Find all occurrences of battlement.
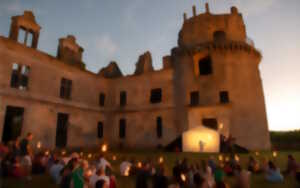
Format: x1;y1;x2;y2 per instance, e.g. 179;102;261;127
179;3;246;48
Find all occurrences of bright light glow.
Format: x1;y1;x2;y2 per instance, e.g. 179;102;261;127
255;151;260;156
45;150;50;156
182;126;220;153
37;141;42;149
101;144;108;152
180;174;186;182
124;166;130;176
61;150;66;156
159;156;164;163
235;154;240;162
88;153;92;159
219;155;223;161
86;170;92;177
112;155;117;161
273;151;278;158
219;123;224;130
137;162;142;168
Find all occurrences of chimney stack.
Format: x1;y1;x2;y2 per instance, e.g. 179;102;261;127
205;3;210;13
192;5;196;16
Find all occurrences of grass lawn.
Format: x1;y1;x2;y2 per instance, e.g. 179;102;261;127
1;150;300;188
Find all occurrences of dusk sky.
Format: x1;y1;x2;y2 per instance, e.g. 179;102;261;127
0;0;299;131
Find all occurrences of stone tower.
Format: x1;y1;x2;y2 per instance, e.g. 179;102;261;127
172;4;270;150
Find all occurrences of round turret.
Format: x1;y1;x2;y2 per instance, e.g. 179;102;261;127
178;5;246;48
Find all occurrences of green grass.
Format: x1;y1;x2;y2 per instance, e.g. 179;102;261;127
2;150;300;188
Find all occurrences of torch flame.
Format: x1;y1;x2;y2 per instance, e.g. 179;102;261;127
101;144;108;152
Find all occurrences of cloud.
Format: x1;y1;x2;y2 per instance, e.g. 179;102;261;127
94;34;118;58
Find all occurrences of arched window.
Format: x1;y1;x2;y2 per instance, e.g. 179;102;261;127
213;31;226;42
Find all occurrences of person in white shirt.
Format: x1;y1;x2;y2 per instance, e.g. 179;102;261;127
120;159;132;176
89;166;110;188
97;154;112;173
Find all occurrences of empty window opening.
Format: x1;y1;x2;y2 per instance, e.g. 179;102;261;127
99;93;105;107
97;122;103;138
190;91;199;106
119;119;126;138
18;28;34;47
1;106;24;143
18;28;26;44
198;56;212;75
202;118;218;130
150;88;162;103
156;117;163;138
10;63;30;90
120;91;127;106
213;31;226;42
60;78;72;100
56;113;69;148
220;91;229;104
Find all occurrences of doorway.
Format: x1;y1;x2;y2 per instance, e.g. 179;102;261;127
2;106;24;143
56;113;69;148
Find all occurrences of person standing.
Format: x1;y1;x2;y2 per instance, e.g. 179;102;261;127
20;132;34;180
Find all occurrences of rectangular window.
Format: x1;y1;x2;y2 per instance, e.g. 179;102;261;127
120;91;127;106
99;93;105;107
202;118;218;130
119;119;126;138
199;56;212;75
219;91;229;104
10;63;30;90
156;117;163;138
97;122;103;138
56;113;69;148
150;88;162;103
60;78;72;99
190;91;199;106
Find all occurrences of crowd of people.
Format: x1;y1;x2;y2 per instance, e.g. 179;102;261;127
0;132;300;188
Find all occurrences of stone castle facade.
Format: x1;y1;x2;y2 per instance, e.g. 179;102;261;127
0;4;270;150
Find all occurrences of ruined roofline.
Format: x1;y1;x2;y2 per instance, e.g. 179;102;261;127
4;11;173;79
183;3;240;22
0;36;100;78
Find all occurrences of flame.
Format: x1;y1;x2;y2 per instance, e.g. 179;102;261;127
37;141;42;149
124;166;130;176
180;173;186;182
137;162;142;168
219;123;224;130
45;150;50;156
255;151;260;156
234;154;240;162
218;155;223;161
101;144;108;152
272;151;278;158
86;169;92;177
112;155;117;161
88;153;92;159
159;156;164;163
61;150;66;156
